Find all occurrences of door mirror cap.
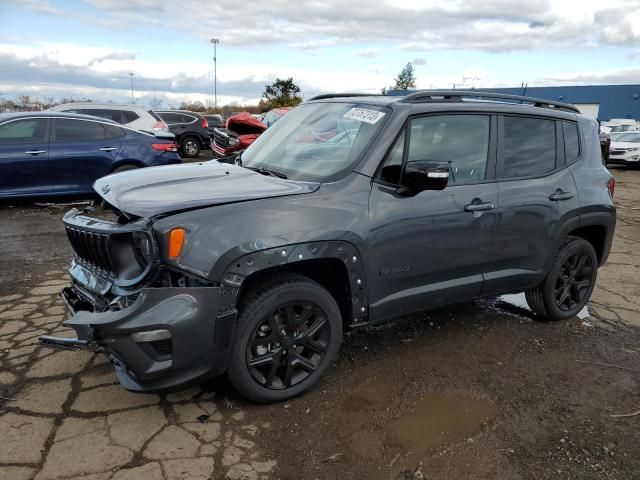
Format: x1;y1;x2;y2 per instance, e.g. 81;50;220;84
400;160;449;194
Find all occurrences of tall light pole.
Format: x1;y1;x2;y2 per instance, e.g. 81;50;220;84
210;38;219;112
129;72;135;103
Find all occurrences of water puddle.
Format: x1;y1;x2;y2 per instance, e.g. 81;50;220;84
388;393;496;455
499;293;590;320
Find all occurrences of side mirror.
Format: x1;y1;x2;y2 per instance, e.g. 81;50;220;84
399;160;449;195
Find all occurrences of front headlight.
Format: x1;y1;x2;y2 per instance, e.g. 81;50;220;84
228;137;240;146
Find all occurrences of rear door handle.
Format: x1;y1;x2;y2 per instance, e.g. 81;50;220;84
99;147;118;152
24;150;46;155
549;191;574;201
464;202;495;212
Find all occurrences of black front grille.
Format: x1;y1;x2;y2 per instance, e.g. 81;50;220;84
65;227;118;275
213;128;236;147
610;149;627;156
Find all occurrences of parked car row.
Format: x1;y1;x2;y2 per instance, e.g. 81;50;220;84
0;112;180;198
212;107;290;157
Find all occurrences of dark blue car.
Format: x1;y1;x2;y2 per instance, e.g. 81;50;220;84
0;112;182;198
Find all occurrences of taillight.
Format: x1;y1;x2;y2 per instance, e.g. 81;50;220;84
152;121;168;131
152;143;178;152
201;118;208;129
607;177;615;198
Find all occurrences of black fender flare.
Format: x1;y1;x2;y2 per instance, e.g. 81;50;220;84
216;241;369;327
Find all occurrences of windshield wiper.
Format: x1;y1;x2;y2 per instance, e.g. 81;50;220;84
245;166;288;179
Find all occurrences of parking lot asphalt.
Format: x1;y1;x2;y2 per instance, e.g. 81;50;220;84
1;163;639;480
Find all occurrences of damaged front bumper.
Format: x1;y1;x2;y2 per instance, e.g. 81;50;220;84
39;280;236;392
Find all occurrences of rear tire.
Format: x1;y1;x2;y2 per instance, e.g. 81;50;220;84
227;274;342;403
112;164;139;173
525;236;598;321
181;137;201;158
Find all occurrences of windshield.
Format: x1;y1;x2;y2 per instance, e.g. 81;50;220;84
615;132;640;143
240;102;390;182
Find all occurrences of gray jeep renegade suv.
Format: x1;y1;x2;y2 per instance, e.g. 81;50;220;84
41;91;616;403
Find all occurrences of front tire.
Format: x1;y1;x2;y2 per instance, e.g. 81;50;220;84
526;236;598;321
228;274;342;403
181;137;201;158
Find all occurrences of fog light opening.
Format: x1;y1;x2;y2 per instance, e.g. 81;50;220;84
131;329;171;343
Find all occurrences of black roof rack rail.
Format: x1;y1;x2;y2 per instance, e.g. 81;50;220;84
307;93;382;101
399;90;580;114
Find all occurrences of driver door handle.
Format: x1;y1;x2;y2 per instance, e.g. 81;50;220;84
464;202;495;212
549;190;574;201
99;147;118;152
24;150;46;155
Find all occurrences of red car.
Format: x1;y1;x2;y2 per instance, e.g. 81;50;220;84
212;108;290;156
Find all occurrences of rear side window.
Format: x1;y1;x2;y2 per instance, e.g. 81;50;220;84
181;114;197;124
54;119;105;143
0;119;47;144
502;116;556;178
104;123;125;139
122;110;139;124
75;109;120;123
563;122;580;162
158;112;183;124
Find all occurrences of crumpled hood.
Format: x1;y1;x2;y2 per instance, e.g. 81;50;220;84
94;161;320;218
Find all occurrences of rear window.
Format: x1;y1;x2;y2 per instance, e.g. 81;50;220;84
501;116;556;178
563;122;580;163
148;110;163;121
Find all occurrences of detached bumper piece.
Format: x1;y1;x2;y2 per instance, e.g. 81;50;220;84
39;285;235;393
38;335;91;351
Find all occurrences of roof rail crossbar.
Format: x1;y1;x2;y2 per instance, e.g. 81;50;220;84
307;93;383;101
399;90;580;113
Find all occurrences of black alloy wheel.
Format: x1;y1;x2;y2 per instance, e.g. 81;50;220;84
526;236;598;321
246;300;331;389
554;251;594;312
228;274;342;403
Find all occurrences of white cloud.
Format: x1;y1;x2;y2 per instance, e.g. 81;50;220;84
16;0;640;51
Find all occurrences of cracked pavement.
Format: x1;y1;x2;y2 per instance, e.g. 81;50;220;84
0;278;276;480
1;166;639;480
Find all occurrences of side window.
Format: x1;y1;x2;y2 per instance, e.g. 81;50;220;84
502;116;556;178
563;121;580;163
122;111;139;124
408;115;490;184
159;112;182;124
181;114;196;124
104;124;125;139
54;119;105;143
379;129;406;184
0;119;47;144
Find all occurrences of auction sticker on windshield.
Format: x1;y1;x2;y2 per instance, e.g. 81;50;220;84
343;108;386;124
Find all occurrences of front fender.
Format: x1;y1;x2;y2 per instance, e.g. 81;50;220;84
213;239;369;325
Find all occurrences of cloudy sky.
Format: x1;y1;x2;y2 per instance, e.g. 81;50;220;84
1;0;640;108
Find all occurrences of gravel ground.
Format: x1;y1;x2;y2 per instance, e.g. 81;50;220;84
0;163;639;480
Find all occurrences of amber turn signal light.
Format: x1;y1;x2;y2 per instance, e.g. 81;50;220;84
168;228;186;259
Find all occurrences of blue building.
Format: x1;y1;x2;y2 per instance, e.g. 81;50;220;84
389;84;640;121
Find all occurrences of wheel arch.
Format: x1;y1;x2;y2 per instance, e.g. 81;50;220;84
110;159;145;172
217;241;369;328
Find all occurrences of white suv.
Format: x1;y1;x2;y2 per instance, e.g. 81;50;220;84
607;131;640;167
47;103;168;133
